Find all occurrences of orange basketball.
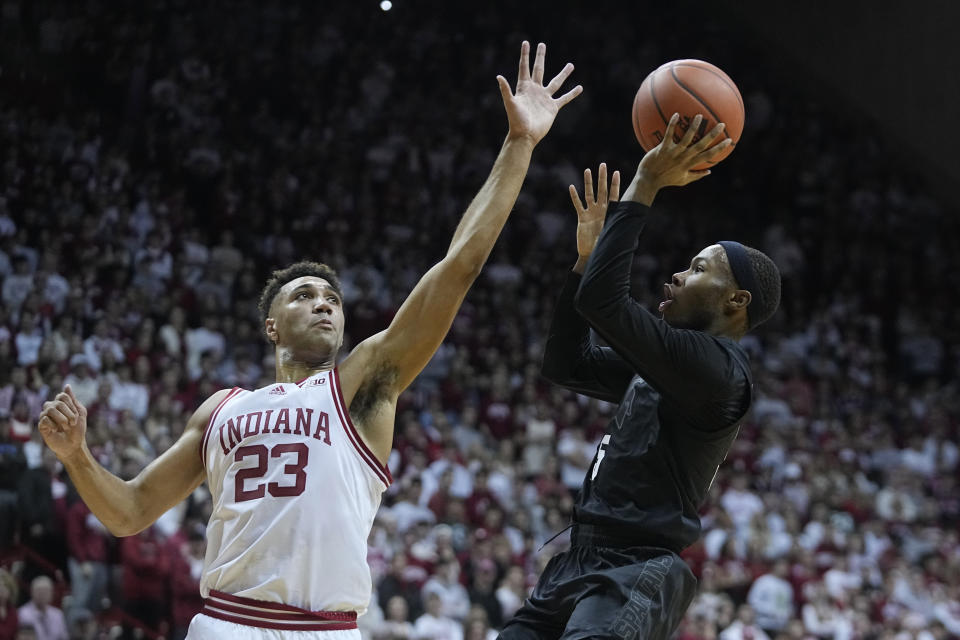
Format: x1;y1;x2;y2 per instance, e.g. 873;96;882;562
632;59;744;170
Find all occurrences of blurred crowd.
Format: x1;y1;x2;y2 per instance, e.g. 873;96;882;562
0;1;958;640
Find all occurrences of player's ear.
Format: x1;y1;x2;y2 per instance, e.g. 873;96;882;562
727;289;751;311
265;318;279;344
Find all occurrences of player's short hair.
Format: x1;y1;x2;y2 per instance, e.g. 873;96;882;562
717;242;781;330
741;246;781;330
258;261;343;329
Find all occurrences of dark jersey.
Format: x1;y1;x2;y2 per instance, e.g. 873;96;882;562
542;201;752;552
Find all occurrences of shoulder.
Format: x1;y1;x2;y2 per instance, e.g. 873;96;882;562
183;388;238;436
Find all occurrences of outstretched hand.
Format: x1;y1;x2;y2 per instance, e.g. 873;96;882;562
498;41;582;145
570;163;620;258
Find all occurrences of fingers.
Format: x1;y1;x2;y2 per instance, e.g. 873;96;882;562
48;393;80;423
678;114;702;148
597;163;608;204
518;41;530;83
532;42;546;84
662;113;680;147
63;384;83;415
691;121;726;154
610;170;621;202
545;62;574;94
555;85;582;108
496;75;513;103
583;168;595;204
682;170;712;185
38;415;59;437
39;402;76;429
568;184;585;217
703;138;734;159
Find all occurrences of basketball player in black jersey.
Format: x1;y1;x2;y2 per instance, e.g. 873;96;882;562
499;114;781;640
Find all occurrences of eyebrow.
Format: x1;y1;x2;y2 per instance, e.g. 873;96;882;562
691;256;708;267
289;283;340;300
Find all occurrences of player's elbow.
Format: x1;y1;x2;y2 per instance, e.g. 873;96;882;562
540;346;571;384
104;516;140;538
444;254;484;284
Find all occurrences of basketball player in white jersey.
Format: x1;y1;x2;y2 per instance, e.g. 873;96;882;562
36;42;581;639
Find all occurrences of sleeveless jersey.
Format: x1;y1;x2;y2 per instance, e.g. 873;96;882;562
198;368;391;613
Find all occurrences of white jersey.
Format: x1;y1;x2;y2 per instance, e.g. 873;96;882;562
199;368;391;614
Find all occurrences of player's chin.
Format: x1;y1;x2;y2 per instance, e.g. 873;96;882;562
297;334;339;359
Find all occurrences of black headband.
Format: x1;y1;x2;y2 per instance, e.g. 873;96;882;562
718;240;757;307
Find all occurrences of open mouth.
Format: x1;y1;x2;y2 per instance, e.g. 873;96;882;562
658;284;674;313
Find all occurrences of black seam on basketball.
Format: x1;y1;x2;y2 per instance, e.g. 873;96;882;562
649;70;669;128
669;64;731;142
674;62;744;113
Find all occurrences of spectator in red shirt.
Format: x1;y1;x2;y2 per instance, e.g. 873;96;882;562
427;468;455;521
64;498;109;624
168;528;205;640
465;468;501;528
120;525;170;634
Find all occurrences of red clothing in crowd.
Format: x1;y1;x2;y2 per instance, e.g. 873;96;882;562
465;488;501;527
66;501;109;563
0;604;17;640
168;546;204;629
121;528;171;602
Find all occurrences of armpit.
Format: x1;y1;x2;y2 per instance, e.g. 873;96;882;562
350;363;398;424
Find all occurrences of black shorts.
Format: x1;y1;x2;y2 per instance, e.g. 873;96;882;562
499;528;697;640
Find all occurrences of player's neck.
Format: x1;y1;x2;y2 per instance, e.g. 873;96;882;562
274;347;335;383
708;316;747;341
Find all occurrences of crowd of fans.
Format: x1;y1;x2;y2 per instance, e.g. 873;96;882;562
0;1;958;639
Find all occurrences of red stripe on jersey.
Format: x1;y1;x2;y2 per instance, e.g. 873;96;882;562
208;590;357;619
330;368;393;487
201;607;357;631
200;388;242;466
203;591;358;630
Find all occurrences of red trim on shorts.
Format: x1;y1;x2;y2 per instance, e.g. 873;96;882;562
200;388;242;465
329;368;393;487
202;591;358;631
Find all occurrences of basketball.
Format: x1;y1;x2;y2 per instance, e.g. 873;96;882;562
632;59;745;170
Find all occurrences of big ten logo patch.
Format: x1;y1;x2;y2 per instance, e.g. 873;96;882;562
611;555;674;639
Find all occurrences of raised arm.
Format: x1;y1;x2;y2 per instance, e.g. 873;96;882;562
38;385;230;536
342;41;580;396
542;164;634;403
337;43;580;458
574;116;739;414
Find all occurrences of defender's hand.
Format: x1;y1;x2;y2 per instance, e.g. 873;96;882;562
498;41;582;145
625;113;731;205
570;163;620;258
38;385;88;463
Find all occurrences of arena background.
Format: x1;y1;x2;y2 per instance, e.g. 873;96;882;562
0;1;958;639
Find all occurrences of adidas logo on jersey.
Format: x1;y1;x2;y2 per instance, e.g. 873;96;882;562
269;385;287;396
